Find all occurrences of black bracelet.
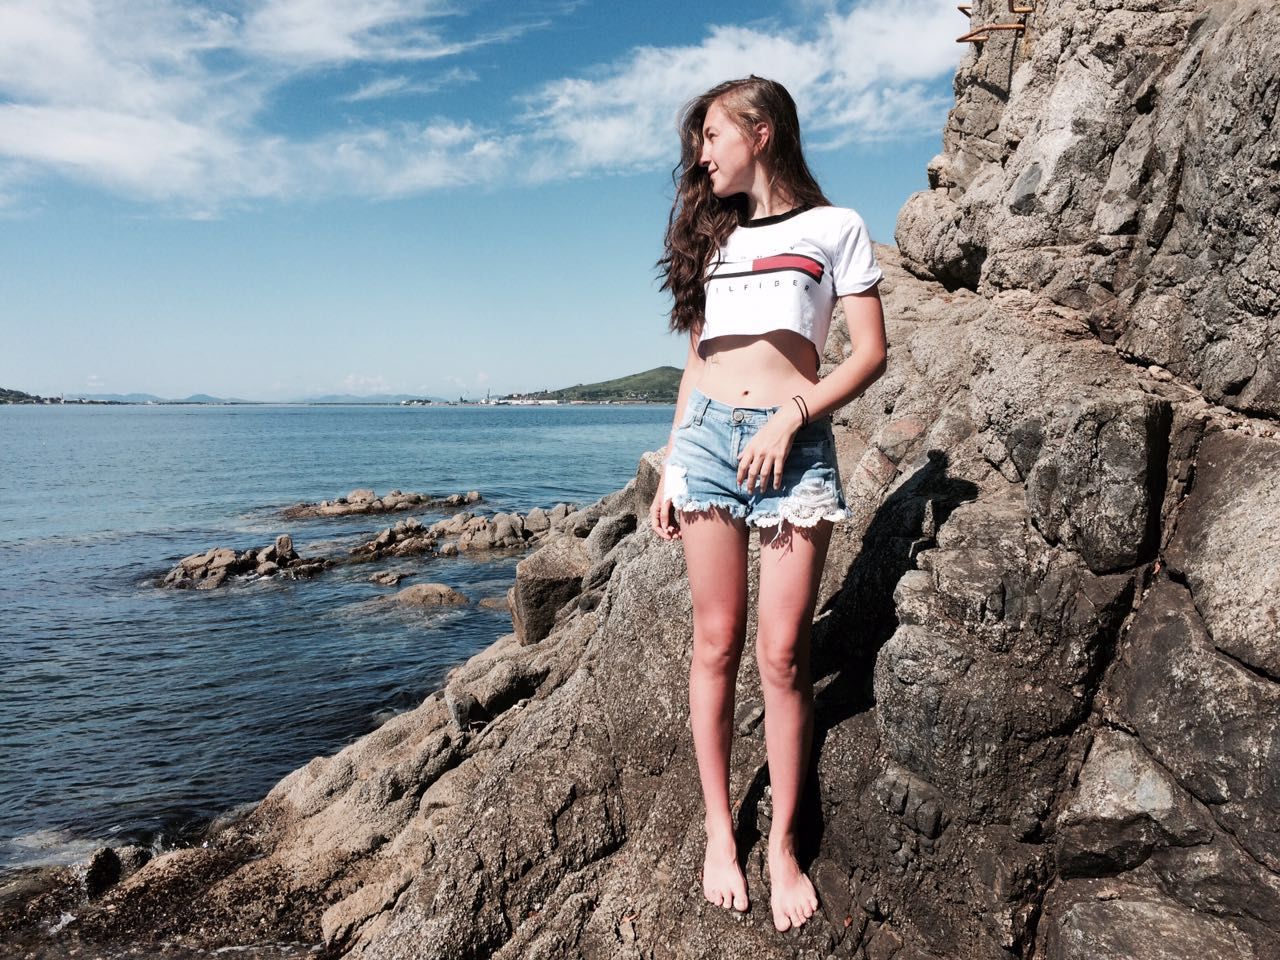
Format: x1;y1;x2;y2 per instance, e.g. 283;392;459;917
792;395;809;427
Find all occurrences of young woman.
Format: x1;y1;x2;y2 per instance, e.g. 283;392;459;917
649;76;888;932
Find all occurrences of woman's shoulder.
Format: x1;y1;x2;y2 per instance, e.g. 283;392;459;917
804;204;869;230
792;205;871;253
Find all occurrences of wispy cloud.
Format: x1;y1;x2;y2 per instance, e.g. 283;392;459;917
0;0;961;212
340;67;479;103
342;76;417;102
342;373;392;394
244;1;552;68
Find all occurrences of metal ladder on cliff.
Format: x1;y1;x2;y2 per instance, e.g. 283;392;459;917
956;1;1034;53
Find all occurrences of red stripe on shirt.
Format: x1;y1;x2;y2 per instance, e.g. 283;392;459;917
750;254;824;282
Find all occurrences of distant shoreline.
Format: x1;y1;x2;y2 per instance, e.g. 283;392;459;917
1;398;677;407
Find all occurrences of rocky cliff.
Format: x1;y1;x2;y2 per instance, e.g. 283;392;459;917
9;1;1279;957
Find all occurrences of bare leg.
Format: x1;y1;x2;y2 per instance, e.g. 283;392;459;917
680;506;751;912
756;518;833;931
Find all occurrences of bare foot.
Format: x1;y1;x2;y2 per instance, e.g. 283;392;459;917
702;826;749;912
766;843;819;931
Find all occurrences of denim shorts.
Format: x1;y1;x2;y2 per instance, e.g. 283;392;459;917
662;385;852;528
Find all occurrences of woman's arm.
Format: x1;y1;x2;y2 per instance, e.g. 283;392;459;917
663;330;704;462
651;330;702;539
772;286;887;432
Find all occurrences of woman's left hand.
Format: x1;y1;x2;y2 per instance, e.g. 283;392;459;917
736;409;802;492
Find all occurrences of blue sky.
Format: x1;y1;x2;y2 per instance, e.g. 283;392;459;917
0;0;965;401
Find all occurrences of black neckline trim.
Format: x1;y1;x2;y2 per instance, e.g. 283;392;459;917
741;204;814;228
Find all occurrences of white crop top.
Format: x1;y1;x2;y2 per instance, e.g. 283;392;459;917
698;204;883;362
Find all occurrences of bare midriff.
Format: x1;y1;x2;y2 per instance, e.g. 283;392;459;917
693;329;820;408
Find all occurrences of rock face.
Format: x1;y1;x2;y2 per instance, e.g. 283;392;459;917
895;0;1280;419
15;2;1280;958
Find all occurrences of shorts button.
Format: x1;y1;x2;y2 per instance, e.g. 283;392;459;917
732;410;744;422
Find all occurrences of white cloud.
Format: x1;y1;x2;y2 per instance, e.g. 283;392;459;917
0;103;287;203
516;2;960;178
0;0;962;211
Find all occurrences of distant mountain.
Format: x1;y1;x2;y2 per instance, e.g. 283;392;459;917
516;366;682;403
295;393;449;404
175;394;256;404
62;393;257;404
66;392;167;403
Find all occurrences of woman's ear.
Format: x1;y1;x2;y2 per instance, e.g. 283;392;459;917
752;121;771;154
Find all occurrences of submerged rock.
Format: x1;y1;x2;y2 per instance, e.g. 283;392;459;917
161;534;330;588
282;488;482;519
389;583;470;606
369;569;413;587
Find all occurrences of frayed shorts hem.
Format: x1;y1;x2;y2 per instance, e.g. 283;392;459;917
667;492;853;529
665;491;855;529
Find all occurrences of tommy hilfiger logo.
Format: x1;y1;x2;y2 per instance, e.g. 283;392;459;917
708;252;825;285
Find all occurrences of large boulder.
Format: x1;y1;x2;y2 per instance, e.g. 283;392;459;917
510;534;591;645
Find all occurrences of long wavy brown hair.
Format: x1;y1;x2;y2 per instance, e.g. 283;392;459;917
657;76;831;337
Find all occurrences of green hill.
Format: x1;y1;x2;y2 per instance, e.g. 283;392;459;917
2;386;47;404
518;366;683;403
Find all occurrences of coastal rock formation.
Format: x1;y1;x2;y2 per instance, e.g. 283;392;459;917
351;504;581;562
161;534;330;588
282;488;482;519
160;503;585;592
13;2;1280;958
349;517;439;561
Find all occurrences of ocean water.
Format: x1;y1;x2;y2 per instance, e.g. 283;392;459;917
0;402;670;872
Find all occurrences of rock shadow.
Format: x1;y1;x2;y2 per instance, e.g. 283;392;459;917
735;448;980;869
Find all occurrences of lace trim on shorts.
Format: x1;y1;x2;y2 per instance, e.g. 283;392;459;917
745;475;852;528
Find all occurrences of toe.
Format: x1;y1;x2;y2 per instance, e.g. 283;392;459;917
732;889;748;912
772;904;790;931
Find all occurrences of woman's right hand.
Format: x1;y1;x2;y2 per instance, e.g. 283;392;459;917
649;479;682;540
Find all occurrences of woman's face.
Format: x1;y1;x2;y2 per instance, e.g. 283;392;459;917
699;99;760;198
